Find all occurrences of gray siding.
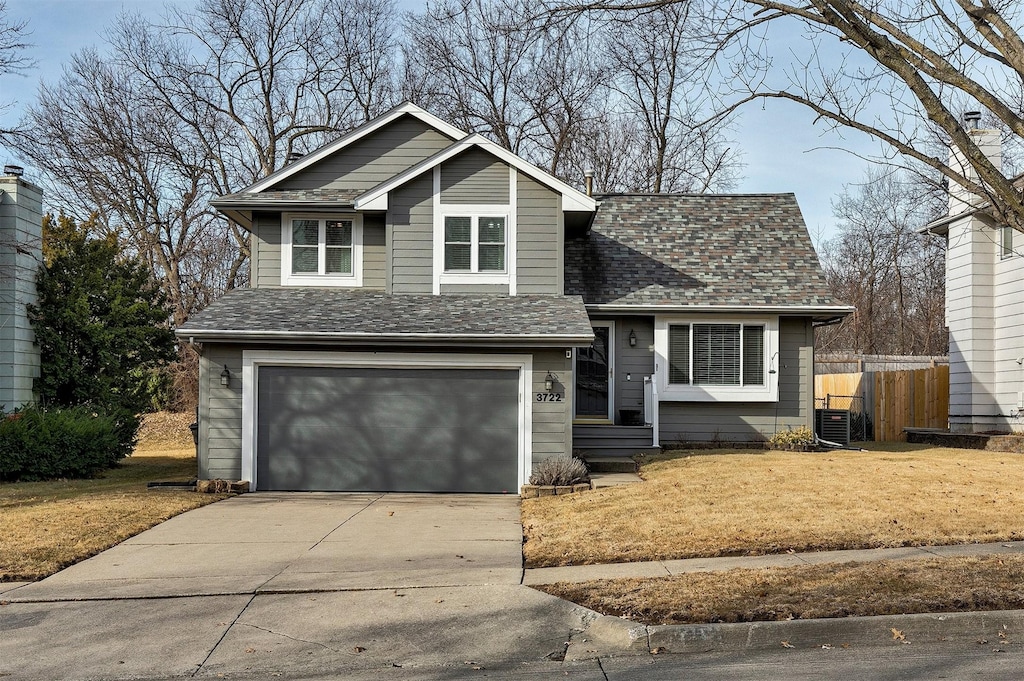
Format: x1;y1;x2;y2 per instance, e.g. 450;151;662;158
389;174;434;293
251;212;282;287
251;212;383;289
363;213;386;289
440;149;510;204
531;349;574;465
516;172;562;294
612;318;655;419
199;345;243;480
440;283;509;294
658;317;814;443
276;116;454;192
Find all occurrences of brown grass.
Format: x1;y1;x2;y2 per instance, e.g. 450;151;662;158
0;412;226;582
538;555;1024;625
523;445;1024;568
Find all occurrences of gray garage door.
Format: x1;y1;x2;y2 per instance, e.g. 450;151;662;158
256;366;520;492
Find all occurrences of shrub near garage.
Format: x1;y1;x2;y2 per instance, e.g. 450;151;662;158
0;406;139;482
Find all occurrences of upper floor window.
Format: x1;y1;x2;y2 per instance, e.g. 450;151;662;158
444;215;506;273
655;317;778;402
281;214;363;286
1001;225;1014;259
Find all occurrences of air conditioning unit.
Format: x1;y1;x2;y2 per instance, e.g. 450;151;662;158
815;409;851;447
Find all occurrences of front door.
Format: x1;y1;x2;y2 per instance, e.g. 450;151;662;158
575;322;614;420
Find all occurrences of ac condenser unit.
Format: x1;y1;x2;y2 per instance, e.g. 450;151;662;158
815;409;851;447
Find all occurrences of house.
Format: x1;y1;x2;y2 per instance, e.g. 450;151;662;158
924;126;1024;434
177;103;850;493
0;169;42;410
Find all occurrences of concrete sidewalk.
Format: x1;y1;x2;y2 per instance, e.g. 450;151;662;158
524;540;1024;585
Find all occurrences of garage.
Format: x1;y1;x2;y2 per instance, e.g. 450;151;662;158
254;365;521;492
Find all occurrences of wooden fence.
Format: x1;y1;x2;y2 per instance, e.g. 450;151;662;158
814;366;950;441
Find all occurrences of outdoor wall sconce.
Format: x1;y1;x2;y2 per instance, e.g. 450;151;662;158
545;371;558;392
220;365;231;387
628;329;637;347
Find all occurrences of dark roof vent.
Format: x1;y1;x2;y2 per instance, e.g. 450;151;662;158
964;111;982;129
3;164;24;177
286;151;303;165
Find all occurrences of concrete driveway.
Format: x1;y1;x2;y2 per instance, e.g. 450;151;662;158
0;494;595;680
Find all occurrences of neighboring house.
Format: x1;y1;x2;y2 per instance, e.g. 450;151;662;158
178;103;850;493
0;170;42;410
925;126;1024;434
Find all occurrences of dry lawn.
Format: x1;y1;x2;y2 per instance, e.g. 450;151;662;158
538;555;1024;626
523;445;1024;568
0;412;228;582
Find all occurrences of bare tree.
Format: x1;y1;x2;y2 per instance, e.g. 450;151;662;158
603;4;741;192
557;0;1024;230
0;1;34;135
816;167;948;355
6;0;401;328
405;0;740;191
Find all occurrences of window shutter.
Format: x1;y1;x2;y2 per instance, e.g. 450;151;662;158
668;325;690;384
742;325;765;386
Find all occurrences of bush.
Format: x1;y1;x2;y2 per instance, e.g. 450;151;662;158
0;406;140;482
767;425;816;449
529;457;590;486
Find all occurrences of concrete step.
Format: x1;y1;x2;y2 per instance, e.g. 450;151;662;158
581;455;642;473
574;436;658;448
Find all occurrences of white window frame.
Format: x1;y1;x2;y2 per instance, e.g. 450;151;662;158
1001;225;1014;259
241;350;533;491
442;215;508;273
654;316;779;402
281;213;363;286
432;166;517;293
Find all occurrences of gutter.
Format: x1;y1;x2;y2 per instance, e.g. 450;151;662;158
175;329;595;347
583;303;856;318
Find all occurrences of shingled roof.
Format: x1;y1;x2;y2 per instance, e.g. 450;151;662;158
177;288;594;346
565;193;848;313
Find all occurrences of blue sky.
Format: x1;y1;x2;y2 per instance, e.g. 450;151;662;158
0;0;877;245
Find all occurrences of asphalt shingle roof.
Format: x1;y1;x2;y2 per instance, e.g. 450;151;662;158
177;288;594;344
565;193;845;308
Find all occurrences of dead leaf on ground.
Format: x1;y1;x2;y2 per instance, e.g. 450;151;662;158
891;628;908;643
781;641;795;648
353;646;366;653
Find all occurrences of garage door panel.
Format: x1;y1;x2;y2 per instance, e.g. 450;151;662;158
256;366;520;492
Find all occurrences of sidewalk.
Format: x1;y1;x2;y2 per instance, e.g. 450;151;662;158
523;540;1024;585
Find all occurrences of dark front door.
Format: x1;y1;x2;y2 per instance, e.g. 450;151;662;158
575;323;613;419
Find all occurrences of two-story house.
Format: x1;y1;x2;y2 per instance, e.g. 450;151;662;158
177;103;850;493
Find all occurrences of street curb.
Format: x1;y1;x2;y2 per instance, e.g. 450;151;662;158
574;609;1024;657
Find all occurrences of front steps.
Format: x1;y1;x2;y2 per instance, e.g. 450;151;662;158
573;424;661;461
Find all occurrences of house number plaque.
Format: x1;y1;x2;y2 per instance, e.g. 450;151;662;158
536;393;564;402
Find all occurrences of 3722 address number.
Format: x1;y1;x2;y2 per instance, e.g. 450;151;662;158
535;393;564;402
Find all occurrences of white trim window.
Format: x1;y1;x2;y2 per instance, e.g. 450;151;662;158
655;317;778;401
281;214;363;286
443;215;507;272
1001;225;1014;259
432;166;517;293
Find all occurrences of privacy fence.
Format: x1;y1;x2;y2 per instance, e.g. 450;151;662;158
814;366;950;441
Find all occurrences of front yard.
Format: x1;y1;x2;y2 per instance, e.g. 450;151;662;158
0;413;227;582
523;445;1024;568
524;445;1024;625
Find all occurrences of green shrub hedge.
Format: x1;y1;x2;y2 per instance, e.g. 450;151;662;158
0;406;140;482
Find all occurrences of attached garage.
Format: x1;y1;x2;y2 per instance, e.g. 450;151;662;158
255;366;520;492
242;351;533;493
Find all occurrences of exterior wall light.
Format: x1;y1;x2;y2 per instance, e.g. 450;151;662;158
545;371;558;392
628;329;637;347
220;365;231;387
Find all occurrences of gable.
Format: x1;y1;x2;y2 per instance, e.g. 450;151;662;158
274;115;456;193
440;148;510;204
